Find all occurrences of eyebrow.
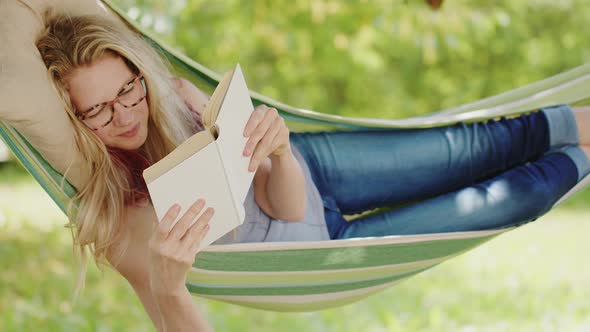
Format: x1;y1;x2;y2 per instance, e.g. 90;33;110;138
82;75;136;114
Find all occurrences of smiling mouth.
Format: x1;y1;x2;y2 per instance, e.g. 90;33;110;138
119;123;140;137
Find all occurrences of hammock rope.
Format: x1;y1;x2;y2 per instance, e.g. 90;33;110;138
0;0;589;312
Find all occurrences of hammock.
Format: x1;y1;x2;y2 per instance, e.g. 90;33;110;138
2;0;590;312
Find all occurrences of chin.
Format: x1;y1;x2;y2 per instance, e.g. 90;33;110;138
128;133;148;150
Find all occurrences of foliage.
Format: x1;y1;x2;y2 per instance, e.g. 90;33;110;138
114;0;590;120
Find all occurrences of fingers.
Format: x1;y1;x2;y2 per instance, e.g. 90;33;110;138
181;206;214;244
149;201;214;288
250;120;281;171
155;203;182;241
243;105;291;171
243;105;276;156
243;105;268;138
269;124;291;157
185;216;212;253
169;199;206;240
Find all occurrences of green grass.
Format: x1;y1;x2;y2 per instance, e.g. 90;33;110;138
1;164;590;331
0;161;31;185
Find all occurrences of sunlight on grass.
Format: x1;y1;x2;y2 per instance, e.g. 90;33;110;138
1;170;589;331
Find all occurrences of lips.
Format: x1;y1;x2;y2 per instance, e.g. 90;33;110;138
119;123;140;137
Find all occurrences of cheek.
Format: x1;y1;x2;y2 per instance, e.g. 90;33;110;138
94;128;114;144
142;105;150;120
140;105;150;128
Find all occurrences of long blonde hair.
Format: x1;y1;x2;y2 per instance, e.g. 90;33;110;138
36;12;197;299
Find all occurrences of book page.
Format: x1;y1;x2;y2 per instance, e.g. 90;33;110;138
146;143;241;250
214;64;256;203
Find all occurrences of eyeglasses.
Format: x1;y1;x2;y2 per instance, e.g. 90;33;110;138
75;75;147;131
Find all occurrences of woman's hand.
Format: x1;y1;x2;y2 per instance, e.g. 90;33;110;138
243;104;292;172
148;199;214;296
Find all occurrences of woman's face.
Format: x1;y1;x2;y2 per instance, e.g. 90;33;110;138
66;53;149;150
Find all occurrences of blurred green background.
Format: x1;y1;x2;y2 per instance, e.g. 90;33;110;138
2;0;590;331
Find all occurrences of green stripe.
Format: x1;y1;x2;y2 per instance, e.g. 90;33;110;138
0;123;66;211
194;235;494;272
187;254;459;286
0;122;76;213
13;128;77;198
186;267;428;296
202;283;395;312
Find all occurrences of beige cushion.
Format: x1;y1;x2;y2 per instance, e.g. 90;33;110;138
0;0;122;190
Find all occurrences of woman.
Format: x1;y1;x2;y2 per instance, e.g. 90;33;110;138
36;13;590;332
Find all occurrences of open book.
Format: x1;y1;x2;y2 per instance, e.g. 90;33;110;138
143;64;256;250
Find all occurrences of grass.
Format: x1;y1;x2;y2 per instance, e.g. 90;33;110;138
1;162;590;331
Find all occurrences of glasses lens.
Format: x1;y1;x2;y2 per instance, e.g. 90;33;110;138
118;78;143;106
84;104;113;129
80;77;145;129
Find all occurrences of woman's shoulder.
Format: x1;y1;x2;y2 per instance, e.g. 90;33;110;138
120;202;157;246
106;203;156;283
172;77;210;116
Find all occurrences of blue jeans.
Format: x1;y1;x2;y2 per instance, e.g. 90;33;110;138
289;105;590;239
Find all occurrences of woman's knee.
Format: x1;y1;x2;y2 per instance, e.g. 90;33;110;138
451;178;551;230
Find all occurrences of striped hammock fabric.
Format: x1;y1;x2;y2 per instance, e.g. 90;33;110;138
186;229;508;311
1;0;589;312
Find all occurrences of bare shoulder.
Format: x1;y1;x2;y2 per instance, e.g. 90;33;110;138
106;203;157;286
172;77;210;116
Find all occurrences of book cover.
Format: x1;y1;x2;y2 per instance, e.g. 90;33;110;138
143;64;255;249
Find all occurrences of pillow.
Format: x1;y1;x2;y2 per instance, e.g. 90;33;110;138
0;0;123;190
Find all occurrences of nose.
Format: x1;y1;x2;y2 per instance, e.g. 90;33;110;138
112;102;134;127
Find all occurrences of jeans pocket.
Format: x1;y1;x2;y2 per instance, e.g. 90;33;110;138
321;195;341;213
320;195;347;239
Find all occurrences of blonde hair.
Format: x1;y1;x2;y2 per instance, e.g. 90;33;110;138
36;12;197;300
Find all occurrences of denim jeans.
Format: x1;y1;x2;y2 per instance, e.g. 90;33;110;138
289;105;590;239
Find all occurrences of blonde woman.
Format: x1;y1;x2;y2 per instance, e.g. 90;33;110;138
36;12;590;332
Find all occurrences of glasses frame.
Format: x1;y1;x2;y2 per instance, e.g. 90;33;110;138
75;75;147;131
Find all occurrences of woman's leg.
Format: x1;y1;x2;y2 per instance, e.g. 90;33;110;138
290;105;577;217
329;146;590;239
